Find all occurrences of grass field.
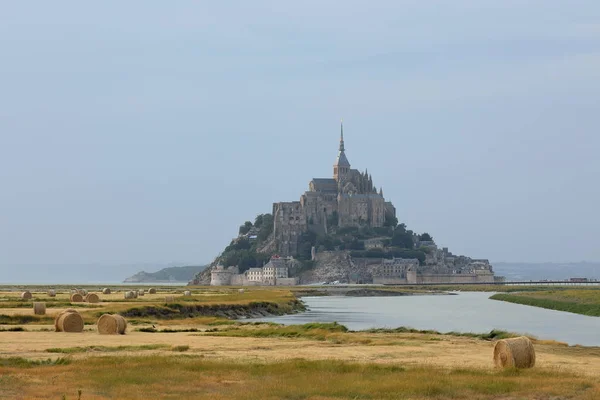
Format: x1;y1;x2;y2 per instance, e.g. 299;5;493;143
490;288;600;316
2;356;599;400
2;285;600;399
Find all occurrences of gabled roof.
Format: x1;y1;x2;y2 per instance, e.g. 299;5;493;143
310;178;338;193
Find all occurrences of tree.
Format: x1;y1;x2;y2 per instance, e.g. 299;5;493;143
419;233;433;242
239;221;253;235
384;214;398;227
391;230;414;249
254;214;264;229
257;214;274;242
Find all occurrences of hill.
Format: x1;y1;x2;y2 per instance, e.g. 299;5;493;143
124;265;207;283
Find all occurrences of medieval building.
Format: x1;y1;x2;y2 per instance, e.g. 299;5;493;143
273;123;397;256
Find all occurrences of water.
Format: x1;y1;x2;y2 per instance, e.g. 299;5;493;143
253;292;600;346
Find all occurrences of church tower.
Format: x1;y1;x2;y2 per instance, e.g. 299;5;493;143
333;121;351;182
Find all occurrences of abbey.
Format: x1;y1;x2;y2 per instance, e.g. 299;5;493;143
273;123;397;256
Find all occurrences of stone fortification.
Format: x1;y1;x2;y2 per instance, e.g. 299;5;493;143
189;122;496;286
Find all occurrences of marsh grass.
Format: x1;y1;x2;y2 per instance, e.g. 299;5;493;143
0;356;597;399
138;327;200;333
0;326;26;332
0;314;53;324
203;322;375;344
0;357;71;368
491;290;600;316
45;344;170;354
364;327;519;340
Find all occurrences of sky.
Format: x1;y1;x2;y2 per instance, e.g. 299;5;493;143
1;1;600;276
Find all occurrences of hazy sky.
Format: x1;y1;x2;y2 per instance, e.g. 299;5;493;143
1;1;599;270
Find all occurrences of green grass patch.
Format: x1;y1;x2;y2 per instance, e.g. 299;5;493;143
45;344;170;354
204;322;353;342
491;292;600;316
0;357;71;368
171;345;190;352
365;327;519;340
0;314;53;325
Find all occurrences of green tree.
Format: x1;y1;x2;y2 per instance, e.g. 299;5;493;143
419;233;433;242
384;214;398;227
239;221;253;235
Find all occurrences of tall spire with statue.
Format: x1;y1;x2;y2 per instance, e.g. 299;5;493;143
334;120;351;181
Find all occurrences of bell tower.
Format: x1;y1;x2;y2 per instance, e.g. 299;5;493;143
333;121;351;182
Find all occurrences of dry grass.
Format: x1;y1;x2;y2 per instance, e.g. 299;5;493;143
1;286;600;398
0;356;598;400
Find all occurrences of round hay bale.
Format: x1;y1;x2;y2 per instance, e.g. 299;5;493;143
113;314;127;334
493;336;536;369
33;302;46;315
70;293;84;302
183;290;191;296
165;296;175;303
138;290;145;296
238;289;245;294
78;289;88;296
21;291;32;300
148;288;157;294
85;293;100;303
47;289;56;297
54;309;76;331
56;311;84;333
97;314;127;335
132;290;138;299
102;288;111;295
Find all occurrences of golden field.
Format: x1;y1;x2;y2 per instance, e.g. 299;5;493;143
1;286;600;399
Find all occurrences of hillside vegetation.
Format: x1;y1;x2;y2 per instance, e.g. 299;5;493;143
216;213;432;273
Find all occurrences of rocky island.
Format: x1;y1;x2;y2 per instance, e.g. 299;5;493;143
190;123;495;286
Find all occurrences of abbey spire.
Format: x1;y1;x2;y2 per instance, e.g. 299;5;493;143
334;120;351;181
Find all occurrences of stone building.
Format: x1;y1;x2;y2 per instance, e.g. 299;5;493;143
210;256;298;286
273;123;395;256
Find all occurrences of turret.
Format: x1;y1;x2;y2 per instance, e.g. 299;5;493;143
333;121;351;182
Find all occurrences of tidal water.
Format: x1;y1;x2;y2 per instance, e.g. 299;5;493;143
252;292;600;346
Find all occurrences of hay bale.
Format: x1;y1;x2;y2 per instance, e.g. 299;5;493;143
148;288;157;294
138;290;145;296
85;293;100;303
238;289;245;294
165;296;175;302
54;309;77;331
113;314;128;333
183;290;191;296
78;289;88;296
132;290;138;299
70;293;84;302
493;336;536;369
47;289;56;297
102;288;111;295
55;310;84;333
97;314;127;335
33;302;46;315
124;291;134;299
21;291;32;300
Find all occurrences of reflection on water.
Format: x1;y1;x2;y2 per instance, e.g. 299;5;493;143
251;292;600;346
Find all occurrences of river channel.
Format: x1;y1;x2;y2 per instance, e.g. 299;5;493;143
253;292;600;346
